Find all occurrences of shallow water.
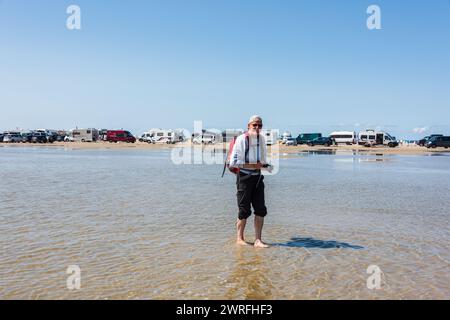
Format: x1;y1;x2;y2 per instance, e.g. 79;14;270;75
0;146;449;299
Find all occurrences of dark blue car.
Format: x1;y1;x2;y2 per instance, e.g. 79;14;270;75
307;137;333;147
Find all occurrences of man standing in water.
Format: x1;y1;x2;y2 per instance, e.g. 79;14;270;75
230;115;271;248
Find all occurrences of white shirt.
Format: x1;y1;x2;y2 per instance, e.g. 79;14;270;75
229;133;267;175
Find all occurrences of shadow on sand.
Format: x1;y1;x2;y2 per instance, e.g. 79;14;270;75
272;237;364;250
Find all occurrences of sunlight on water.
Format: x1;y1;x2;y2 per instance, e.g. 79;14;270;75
0;147;449;299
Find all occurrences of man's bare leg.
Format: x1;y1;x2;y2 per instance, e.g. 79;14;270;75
254;215;269;248
236;218;251;246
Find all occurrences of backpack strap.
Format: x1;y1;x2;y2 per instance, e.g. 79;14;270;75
244;133;250;164
257;133;260;164
245;132;262;165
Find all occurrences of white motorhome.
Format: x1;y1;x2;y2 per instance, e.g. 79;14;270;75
192;132;220;144
192;129;222;145
147;129;184;144
138;132;153;143
330;131;358;145
260;129;279;146
358;130;399;147
67;128;99;142
281;131;292;143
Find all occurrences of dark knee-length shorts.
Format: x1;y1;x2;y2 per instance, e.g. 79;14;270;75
236;173;267;220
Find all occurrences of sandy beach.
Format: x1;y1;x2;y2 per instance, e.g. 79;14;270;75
1;141;449;155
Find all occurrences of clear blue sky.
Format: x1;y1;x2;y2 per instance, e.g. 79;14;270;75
1;0;449;139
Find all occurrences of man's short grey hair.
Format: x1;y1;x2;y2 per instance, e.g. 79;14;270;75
248;115;263;124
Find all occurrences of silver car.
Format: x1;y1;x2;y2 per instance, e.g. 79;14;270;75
285;138;298;146
3;133;22;143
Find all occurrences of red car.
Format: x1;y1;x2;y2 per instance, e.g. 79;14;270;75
106;130;136;143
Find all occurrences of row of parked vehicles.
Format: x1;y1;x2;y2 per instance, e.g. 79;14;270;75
418;134;450;148
65;129;137;143
139;129;279;145
138;129;185;144
281;130;450;148
282;130;400;148
0;130;66;143
3;128;449;149
0;129;138;144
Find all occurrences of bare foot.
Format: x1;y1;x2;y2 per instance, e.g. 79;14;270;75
254;239;270;248
236;239;252;246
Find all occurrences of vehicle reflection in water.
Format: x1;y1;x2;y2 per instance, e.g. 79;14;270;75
358;158;392;163
297;150;389;157
298;150;337;156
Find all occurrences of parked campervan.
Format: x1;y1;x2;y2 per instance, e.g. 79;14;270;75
192;129;222;145
329;131;357;145
358;130;398;147
281;131;292;143
260;129;279;145
66;128;99;142
296;133;322;145
193;133;217;144
106;130;136;143
138;132;153;143
147;129;184;144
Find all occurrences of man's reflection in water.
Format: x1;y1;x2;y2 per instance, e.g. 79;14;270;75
225;247;274;299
